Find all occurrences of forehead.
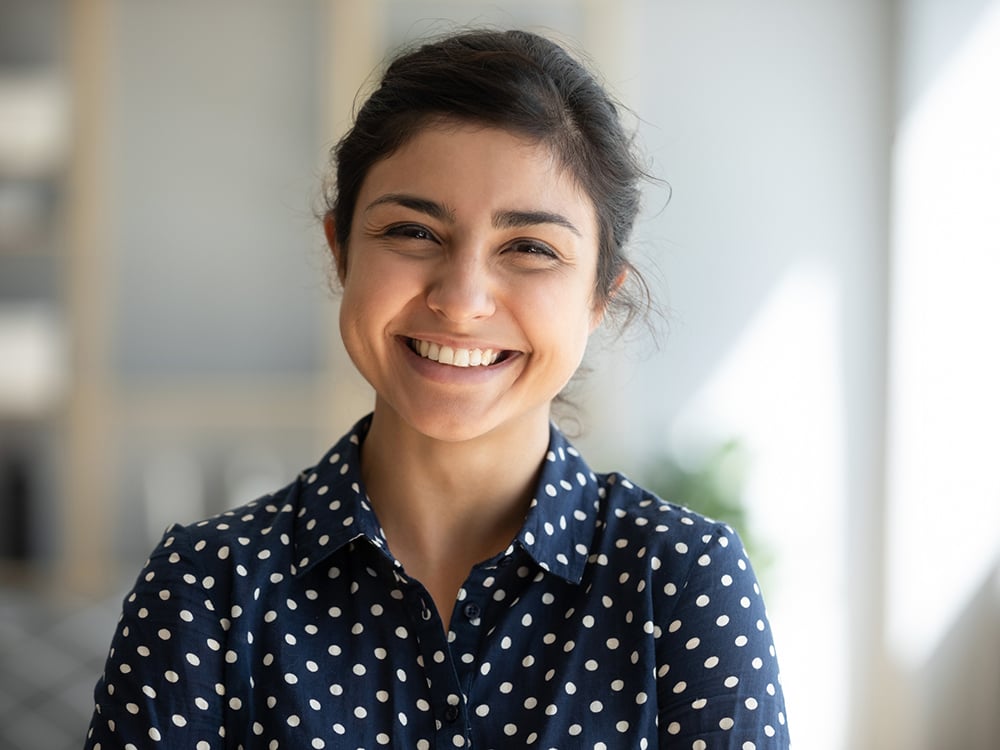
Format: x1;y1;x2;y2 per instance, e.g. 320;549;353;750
357;122;597;231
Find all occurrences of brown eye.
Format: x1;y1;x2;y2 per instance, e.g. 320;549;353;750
508;240;558;259
386;224;436;242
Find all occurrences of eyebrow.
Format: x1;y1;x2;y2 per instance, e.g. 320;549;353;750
493;209;582;237
365;193;582;237
365;193;455;222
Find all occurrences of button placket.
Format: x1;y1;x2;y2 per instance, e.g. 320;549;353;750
402;583;471;749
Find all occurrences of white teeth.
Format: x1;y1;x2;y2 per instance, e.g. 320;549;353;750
411;338;500;367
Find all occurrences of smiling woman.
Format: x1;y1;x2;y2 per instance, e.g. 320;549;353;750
84;29;790;749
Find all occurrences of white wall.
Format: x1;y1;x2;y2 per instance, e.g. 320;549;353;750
883;0;1000;747
110;0;328;378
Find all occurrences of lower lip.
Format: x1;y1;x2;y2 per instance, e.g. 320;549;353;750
397;337;519;384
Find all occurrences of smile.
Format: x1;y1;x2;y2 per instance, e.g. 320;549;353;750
408;337;507;367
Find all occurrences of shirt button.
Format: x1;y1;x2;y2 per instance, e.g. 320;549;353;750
463;602;481;621
444;705;460;723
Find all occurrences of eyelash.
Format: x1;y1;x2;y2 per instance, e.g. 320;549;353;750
383;224;559;260
506;240;558;259
385;223;436;242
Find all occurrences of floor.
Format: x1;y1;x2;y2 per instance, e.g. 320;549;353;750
0;587;122;750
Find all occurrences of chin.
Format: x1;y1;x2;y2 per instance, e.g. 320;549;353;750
403;409;506;445
387;396;551;446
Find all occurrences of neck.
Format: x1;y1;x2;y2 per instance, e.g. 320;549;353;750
359;401;550;619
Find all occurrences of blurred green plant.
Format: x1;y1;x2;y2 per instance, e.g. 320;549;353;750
637;440;773;577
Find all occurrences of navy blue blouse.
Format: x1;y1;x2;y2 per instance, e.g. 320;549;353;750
85;415;789;749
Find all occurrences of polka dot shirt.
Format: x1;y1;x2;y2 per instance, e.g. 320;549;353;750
85;415;790;749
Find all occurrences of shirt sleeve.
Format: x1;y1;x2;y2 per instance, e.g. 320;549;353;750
655;522;790;748
84;524;229;749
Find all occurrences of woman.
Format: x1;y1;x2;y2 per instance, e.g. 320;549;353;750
85;29;789;749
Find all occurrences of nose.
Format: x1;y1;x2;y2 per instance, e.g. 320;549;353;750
425;256;496;323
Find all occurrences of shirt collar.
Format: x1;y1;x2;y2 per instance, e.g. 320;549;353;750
292;415;599;585
513;425;600;583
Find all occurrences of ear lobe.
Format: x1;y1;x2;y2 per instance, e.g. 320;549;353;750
323;214;347;282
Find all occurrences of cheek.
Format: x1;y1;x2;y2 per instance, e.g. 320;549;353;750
338;256;418;337
337;267;379;351
523;281;598;349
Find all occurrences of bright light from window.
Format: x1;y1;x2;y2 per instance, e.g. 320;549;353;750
673;263;846;750
886;0;1000;666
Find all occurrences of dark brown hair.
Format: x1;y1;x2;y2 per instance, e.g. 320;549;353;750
324;28;652;330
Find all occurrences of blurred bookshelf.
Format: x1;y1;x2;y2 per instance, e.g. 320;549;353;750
0;0;367;596
0;0;70;586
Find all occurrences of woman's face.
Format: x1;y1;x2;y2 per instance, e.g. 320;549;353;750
332;122;603;443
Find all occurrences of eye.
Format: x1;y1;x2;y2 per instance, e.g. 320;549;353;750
506;239;558;259
385;223;437;242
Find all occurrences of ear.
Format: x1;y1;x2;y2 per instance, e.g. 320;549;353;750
590;269;628;331
323;213;347;283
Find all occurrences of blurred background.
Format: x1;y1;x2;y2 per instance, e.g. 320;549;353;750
1;0;998;748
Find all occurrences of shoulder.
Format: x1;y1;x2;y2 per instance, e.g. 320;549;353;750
134;476;304;607
589;471;755;600
533;426;748;585
169;478;302;557
596;471;738;555
150;416;375;584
